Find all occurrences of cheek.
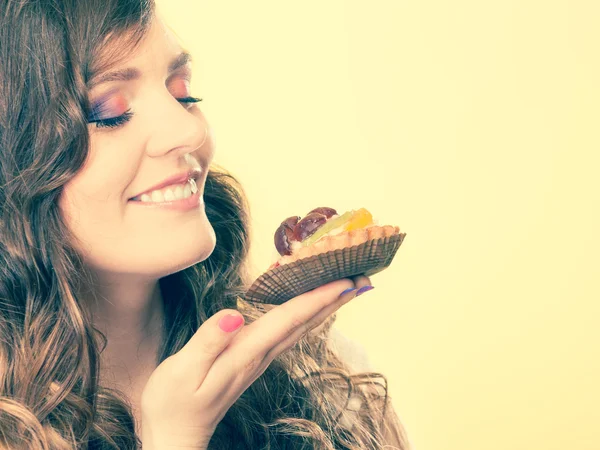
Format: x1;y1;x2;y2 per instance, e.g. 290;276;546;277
82;133;141;200
57;149;132;250
58;179;132;270
58;182;98;258
65;167;129;206
59;177;119;236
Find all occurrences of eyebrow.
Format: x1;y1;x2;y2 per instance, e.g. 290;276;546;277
89;51;192;89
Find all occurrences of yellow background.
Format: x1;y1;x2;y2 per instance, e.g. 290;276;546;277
157;1;599;449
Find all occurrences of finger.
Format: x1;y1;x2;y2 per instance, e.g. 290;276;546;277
350;274;372;290
269;275;372;358
232;278;356;360
265;286;359;359
171;308;245;386
194;280;359;404
308;275;370;337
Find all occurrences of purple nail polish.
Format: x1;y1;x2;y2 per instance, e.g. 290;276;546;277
340;287;357;296
356;285;375;296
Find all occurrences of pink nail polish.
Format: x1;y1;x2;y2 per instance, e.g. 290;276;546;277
219;314;244;332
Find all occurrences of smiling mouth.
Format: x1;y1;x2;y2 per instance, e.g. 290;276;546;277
129;178;198;203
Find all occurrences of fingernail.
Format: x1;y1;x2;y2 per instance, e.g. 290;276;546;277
340;287;357;296
356;285;375;296
219;314;244;332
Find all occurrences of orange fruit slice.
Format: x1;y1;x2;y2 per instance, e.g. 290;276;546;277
343;208;373;232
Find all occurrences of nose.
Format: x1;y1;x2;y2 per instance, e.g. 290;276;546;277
144;92;209;159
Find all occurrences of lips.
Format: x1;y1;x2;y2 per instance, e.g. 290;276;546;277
128;168;202;200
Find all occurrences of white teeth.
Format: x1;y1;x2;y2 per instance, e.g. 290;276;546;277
163;188;175;201
151;190;164;202
174;185;184;199
137;179;197;203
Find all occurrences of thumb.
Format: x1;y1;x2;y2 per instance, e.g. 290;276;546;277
176;309;245;364
216;311;246;333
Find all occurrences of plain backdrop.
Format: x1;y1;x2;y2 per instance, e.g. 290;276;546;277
156;1;600;449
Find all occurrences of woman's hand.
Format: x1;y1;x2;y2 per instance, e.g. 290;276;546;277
140;275;372;449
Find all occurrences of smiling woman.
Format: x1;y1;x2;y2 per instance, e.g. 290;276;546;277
0;0;409;449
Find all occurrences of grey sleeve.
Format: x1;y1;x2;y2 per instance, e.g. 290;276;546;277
328;326;374;373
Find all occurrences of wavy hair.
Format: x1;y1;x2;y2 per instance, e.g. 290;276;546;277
0;0;409;448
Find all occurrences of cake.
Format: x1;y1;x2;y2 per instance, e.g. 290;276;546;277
270;207;401;269
244;206;406;305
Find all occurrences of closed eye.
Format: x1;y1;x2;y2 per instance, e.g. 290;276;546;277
178;96;202;104
89;110;134;129
89;97;203;129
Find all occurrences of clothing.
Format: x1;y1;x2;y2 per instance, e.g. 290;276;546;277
326;327;375;430
328;326;374;373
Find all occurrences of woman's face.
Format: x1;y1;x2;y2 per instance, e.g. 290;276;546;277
59;17;216;279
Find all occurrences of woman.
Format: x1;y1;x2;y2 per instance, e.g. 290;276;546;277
0;0;410;448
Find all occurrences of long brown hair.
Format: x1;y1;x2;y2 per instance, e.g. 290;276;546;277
0;1;409;448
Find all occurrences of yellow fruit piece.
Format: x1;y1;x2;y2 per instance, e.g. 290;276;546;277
344;208;373;232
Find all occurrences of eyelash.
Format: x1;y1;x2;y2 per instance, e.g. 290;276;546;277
90;97;203;129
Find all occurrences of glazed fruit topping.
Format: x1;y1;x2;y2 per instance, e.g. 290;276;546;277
344;208;373;232
274;216;300;256
273;206;372;257
301;210;353;247
293;212;328;242
306;207;338;218
274;210;332;256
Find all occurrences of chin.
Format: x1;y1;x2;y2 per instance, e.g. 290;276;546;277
86;220;218;279
157;221;217;277
172;228;217;275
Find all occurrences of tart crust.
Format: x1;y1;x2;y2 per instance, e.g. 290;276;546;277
274;224;400;267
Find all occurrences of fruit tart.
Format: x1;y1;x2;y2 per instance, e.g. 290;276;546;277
244;207;406;305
